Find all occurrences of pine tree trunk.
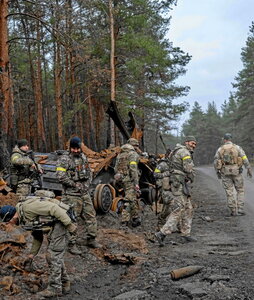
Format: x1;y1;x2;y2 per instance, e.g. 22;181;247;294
0;0;14;148
55;40;64;149
109;0;116;147
35;20;46;151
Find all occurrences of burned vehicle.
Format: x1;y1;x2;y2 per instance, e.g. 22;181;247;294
35;143;157;214
36;102;157;213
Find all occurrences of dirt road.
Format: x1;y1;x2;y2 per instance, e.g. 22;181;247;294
2;166;254;300
59;166;254;300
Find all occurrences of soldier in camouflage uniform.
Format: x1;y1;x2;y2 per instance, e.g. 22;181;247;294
153;149;173;230
14;190;77;298
155;136;197;246
114;142;141;227
10;139;38;198
214;133;252;216
56;136;101;254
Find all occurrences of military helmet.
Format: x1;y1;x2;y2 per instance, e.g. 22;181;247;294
183;136;197;143
223;133;232;140
127;138;139;147
121;144;135;152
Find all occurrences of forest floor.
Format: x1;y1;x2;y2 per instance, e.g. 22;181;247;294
2;166;254;300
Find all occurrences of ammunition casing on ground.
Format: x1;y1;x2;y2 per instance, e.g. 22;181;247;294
170;265;204;280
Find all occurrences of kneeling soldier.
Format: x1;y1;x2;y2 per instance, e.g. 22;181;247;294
14;190;77;298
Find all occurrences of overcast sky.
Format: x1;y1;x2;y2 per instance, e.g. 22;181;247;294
169;0;254;127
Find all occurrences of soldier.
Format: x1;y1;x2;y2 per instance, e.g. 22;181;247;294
153;149;173;230
114;143;141;227
10;139;41;198
56;136;101;255
155;136;197;246
13;190;77;298
214;133;252;216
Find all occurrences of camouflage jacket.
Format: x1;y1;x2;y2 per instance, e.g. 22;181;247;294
56;151;92;196
114;145;140;186
170;144;195;182
10;146;34;183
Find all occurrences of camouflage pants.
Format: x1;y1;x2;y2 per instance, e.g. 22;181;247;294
221;173;244;213
46;222;69;292
160;183;193;237
62;192;97;243
122;180;139;223
157;189;173;229
16;183;31;199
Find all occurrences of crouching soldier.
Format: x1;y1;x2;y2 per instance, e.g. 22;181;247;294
14;190;77;298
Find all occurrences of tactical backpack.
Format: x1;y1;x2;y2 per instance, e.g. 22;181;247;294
115;151;130;176
219;144;238;165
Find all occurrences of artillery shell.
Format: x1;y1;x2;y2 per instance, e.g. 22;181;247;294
170;265;204;280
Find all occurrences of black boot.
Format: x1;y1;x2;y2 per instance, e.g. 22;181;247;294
131;217;141;228
155;231;166;247
86;237;102;249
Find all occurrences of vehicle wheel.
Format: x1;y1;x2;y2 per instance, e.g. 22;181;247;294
95;184;113;213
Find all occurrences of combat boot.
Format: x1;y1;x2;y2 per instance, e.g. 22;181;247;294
237;209;246;216
37;288;62;299
155;231;166;247
86;237;102;249
68;244;82;255
62;281;71;294
131;217;141;228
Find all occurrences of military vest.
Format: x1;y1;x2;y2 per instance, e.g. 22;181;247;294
66;154;90;182
10;149;31;185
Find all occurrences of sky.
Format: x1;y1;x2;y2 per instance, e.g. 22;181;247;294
168;0;254;128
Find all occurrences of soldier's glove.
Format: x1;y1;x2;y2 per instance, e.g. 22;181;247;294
135;184;141;197
75;182;83;192
217;171;221;179
247;168;252;178
187;173;194;183
66;223;77;234
114;173;122;181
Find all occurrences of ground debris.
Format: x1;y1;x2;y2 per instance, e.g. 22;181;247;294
104;252;146;265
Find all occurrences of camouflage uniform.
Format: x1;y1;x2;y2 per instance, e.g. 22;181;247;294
15;190;73;295
160;144;194;237
154;158;173;229
56;151;97;244
214;141;251;215
114;144;140;224
10;145;34;197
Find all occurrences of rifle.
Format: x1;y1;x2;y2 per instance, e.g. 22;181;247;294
27;151;43;188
